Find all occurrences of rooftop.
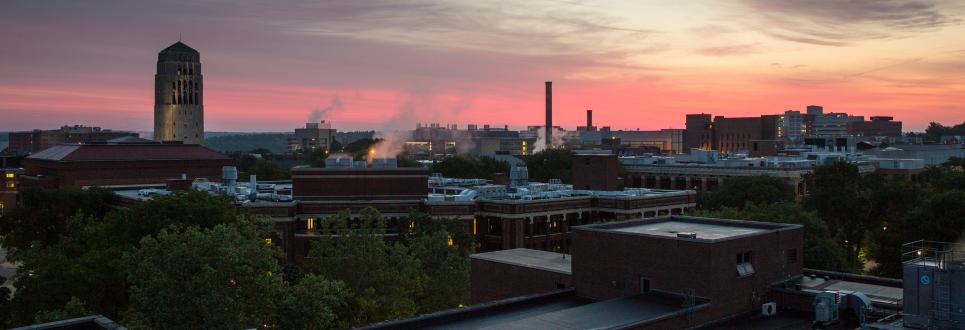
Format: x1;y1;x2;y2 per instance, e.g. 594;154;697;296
160;41;198;54
26;144;230;162
579;216;801;242
361;289;710;330
471;248;571;275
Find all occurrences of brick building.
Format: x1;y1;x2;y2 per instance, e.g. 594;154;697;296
571;154;623;191
683;114;780;153
847;116;902;137
4;125;138;154
20;144;232;189
364;216;804;329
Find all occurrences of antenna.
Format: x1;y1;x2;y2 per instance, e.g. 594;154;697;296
179;33;182;42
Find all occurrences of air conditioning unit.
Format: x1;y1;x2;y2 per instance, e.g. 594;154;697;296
762;302;777;316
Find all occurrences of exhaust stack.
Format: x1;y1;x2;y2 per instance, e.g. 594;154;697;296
545;81;552;149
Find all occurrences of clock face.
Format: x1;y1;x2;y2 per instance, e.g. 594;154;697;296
920;275;930;285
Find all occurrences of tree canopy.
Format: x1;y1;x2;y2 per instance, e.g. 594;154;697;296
698;176;794;211
524;149;574;183
430;155;509;180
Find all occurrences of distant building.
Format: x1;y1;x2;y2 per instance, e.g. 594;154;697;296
20;143;231;189
154;41;204;144
683;114;780;153
847;116;902;137
289;121;337;154
5;125;137;154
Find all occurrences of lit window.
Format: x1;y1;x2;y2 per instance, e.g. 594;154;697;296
0;201;4;210
265;238;273;246
472;217;477;235
306;217;314;232
4;172;14;179
447;236;454;246
5;182;14;189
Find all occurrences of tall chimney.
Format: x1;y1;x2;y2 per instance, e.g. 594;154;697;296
586;109;593;130
545;81;552;149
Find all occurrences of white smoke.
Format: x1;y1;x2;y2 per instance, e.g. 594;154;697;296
308;96;344;123
532;126;565;153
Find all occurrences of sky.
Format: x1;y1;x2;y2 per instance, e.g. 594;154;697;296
1;0;964;132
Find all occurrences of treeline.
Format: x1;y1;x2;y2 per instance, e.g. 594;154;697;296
205;133;293;154
920;121;965;142
697;157;965;277
0;189;471;328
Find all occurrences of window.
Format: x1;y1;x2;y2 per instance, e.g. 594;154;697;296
265;238;272;246
6;182;15;189
5;172;14;179
306;217;315;232
736;251;754;277
787;248;797;264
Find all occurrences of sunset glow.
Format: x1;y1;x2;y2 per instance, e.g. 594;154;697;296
1;0;964;132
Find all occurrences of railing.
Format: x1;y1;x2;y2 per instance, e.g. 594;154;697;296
902;240;965;270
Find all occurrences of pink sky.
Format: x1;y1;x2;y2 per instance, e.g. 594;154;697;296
1;1;964;133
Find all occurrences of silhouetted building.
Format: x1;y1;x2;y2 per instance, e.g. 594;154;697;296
20;144;231;189
5;125;137;154
289;121;337;154
154;41;204;144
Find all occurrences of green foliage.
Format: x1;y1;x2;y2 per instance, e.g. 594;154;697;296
33;297;91;324
922;121;965;142
304;209;471;328
803;162;878;268
0;187;116;258
251;158;291;180
304;148;329;167
278;275;349;330
868;190;965;277
204;133;292;154
226;151;258;172
123;224;289;329
524;149;574;183
697;203;851;272
699;176;794;211
429;155;509;180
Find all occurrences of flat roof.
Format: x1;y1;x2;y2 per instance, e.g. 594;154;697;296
473;293;709;330
797;276;902;307
471;248;571;275
609;220;767;240
580;216;801;242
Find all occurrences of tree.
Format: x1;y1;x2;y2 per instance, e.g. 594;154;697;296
33;297;91;324
5;191;263;326
803;162;878;268
304;148;329;167
867;190;965;277
304;209;423;328
123;223;289;329
430;155;509;180
0;187;116;258
698;203;851;272
699;176;794;211
278;275;349;330
524;149;574;183
251;158;291;180
405;212;473;313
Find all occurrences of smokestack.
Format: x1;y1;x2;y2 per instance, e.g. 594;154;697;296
545;81;552;149
586;109;593;130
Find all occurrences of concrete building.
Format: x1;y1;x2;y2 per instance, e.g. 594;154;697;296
288;121;337;154
5;125;137;154
154;41;204;144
